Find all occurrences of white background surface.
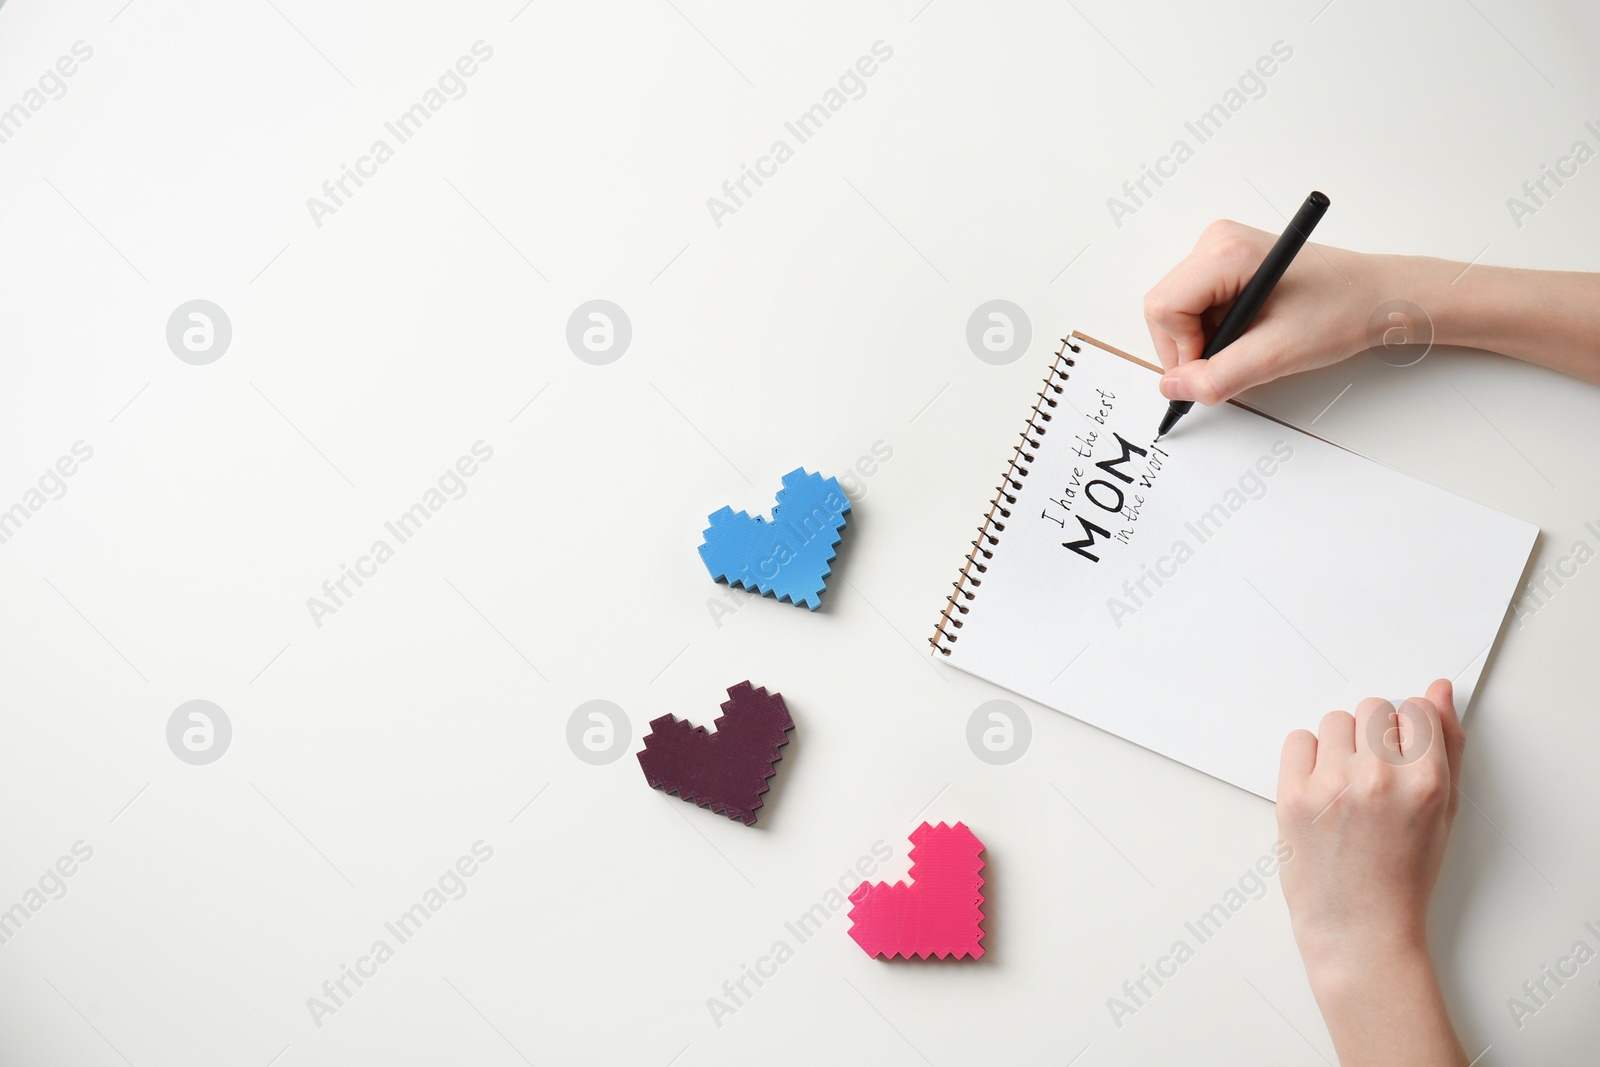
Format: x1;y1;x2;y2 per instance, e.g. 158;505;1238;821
1;1;1597;1064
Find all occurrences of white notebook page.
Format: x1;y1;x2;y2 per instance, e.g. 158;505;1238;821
939;334;1538;799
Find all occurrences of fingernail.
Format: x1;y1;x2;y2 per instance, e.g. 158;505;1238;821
1159;373;1183;401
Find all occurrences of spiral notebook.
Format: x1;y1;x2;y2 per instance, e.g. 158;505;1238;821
932;332;1538;799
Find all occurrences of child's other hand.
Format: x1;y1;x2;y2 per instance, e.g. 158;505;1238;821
1276;678;1469;1066
1277;678;1462;971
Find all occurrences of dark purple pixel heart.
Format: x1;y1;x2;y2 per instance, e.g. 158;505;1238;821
635;682;795;826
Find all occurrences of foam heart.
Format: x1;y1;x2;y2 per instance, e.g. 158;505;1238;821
847;822;985;960
635;682;794;826
698;468;850;610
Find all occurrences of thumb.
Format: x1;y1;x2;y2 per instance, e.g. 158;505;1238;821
1426;677;1464;787
1159;330;1281;406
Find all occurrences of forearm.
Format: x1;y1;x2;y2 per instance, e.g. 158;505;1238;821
1304;943;1468;1067
1390;255;1600;383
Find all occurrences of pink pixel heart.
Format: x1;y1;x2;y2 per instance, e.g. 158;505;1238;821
847;822;985;960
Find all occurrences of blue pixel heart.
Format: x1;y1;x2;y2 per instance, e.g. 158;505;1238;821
698;468;851;610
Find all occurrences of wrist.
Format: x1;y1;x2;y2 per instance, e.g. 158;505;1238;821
1302;933;1468;1067
1384;253;1524;355
1299;927;1434;1000
1371;254;1456;336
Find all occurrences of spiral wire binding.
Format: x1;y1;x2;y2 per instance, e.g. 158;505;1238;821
930;336;1080;656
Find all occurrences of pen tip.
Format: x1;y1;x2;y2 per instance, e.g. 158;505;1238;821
1153;433;1163;443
